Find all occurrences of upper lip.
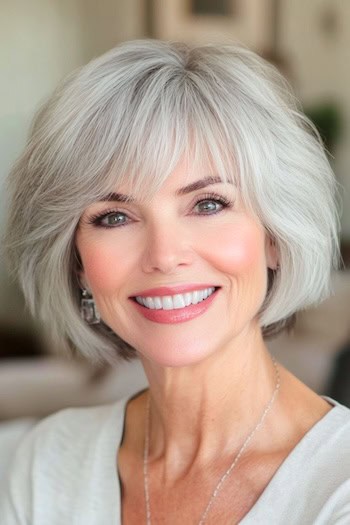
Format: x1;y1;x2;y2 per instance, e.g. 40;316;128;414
131;284;220;298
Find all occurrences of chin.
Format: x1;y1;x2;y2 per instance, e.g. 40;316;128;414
135;336;224;368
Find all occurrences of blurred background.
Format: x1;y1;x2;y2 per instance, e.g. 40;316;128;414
0;0;349;478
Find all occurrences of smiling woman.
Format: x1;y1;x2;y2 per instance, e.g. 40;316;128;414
75;159;274;368
1;40;350;525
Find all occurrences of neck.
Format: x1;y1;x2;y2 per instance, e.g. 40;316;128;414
139;327;279;479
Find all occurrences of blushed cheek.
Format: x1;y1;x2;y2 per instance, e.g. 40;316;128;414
77;241;133;293
206;222;266;274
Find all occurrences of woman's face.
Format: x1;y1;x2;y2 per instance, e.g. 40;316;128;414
76;158;277;367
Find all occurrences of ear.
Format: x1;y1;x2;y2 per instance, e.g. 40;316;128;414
265;235;279;270
76;265;90;291
74;245;90;291
78;273;91;291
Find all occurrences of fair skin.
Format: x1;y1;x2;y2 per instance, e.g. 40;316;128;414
76;158;332;524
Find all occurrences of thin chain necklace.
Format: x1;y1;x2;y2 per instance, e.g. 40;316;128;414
143;355;280;525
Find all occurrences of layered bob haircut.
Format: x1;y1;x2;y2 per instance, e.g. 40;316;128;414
5;40;340;364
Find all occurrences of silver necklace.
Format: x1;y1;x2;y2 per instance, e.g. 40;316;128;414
143;356;280;525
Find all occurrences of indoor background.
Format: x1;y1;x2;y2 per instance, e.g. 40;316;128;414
0;0;349;480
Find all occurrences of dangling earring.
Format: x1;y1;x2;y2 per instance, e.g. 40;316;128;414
80;289;100;324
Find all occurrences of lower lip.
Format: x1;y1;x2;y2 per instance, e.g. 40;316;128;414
130;289;220;324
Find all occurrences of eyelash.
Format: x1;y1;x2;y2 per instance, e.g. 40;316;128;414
87;192;234;229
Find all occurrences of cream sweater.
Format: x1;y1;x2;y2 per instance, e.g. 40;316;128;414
1;395;350;524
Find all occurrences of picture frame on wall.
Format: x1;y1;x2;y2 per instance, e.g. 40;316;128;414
149;0;272;52
189;0;237;17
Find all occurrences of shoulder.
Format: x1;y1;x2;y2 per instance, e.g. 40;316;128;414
321;399;350;450
13;397;128;466
32;398;125;439
10;399;126;460
291;402;350;523
241;401;350;524
0;398;128;524
297;400;350;479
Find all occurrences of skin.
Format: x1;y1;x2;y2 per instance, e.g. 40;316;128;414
76;158;333;524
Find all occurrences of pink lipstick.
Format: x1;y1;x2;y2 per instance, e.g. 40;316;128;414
130;287;220;324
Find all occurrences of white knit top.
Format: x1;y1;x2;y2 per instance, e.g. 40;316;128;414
1;395;350;524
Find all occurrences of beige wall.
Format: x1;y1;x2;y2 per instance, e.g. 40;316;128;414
0;0;84;206
80;0;145;62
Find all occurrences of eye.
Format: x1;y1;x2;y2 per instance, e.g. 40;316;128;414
193;193;233;215
195;200;221;214
88;210;130;228
102;212;128;227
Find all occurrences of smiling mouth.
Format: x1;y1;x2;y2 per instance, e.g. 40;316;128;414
132;287;220;310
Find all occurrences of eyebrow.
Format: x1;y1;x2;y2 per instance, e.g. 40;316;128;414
98;176;230;203
176;176;229;196
98;193;134;203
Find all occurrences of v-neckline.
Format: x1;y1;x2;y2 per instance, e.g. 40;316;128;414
112;394;344;524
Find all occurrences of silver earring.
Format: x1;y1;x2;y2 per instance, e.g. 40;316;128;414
80;289;100;324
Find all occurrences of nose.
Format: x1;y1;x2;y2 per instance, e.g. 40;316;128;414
140;220;195;275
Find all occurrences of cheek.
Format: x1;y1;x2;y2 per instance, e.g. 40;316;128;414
77;237;134;293
206;221;266;275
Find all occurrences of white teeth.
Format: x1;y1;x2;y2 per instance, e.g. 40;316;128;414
184;292;192;306
192;290;199;304
135;287;216;310
173;294;186;309
153;297;163;309
162;296;174;310
145;297;155;309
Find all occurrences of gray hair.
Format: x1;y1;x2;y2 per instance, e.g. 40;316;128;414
4;39;340;365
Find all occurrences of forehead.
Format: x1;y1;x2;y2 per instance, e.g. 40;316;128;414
109;155;235;202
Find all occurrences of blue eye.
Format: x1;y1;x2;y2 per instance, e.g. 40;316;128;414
195;199;222;214
194;194;233;215
102;212;127;226
89;210;129;228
